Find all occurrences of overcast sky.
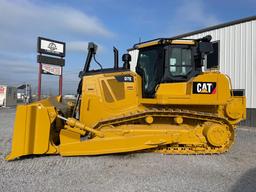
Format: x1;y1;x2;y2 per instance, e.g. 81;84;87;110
0;0;255;94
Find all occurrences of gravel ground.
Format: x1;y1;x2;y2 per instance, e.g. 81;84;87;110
0;107;256;192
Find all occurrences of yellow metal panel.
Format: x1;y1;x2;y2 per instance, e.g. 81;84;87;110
135;40;160;49
156;83;188;96
170;40;195;45
6;99;58;160
135;39;195;49
107;79;125;100
147;72;231;105
5;106;27;160
101;80;115;102
79;71;140;127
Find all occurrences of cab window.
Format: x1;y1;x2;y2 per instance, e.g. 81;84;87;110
169;47;192;76
136;46;164;98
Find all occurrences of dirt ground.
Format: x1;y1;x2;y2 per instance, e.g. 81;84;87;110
0;107;256;192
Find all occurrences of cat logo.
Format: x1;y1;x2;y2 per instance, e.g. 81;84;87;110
192;82;216;94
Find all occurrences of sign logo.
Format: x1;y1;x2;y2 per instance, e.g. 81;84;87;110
48;42;57;51
193;82;216;94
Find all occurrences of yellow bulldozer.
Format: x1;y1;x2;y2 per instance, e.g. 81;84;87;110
6;35;246;160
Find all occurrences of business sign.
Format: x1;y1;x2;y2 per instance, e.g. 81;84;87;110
37;37;66;57
37;37;65;99
42;64;62;76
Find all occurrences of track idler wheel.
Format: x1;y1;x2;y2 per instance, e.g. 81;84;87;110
203;123;230;147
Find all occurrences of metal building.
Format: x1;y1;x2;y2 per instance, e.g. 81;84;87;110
128;16;256;126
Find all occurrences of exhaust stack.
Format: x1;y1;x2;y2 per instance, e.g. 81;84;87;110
113;47;119;69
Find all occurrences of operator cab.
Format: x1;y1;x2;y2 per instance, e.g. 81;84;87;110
134;36;213;98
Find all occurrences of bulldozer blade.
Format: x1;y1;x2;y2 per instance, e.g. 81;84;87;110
6;98;58;161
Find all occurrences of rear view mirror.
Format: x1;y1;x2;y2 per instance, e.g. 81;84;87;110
199;42;213;54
